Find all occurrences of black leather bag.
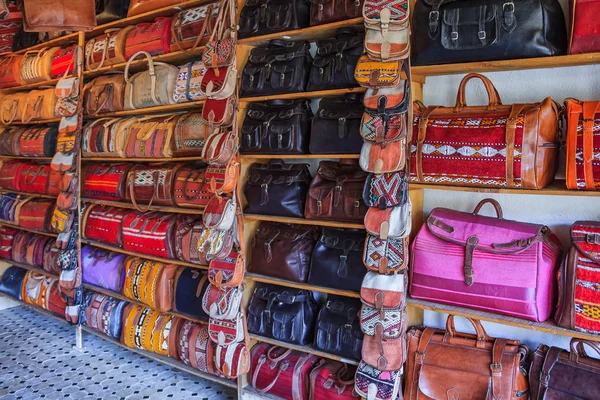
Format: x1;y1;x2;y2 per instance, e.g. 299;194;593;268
172;267;210;320
307;28;363;91
238;0;311;38
241;99;313;154
247;283;318;345
244;159;312;218
412;0;567;65
310;94;363;154
12;27;42;52
308;228;365;292
314;295;363;360
0;266;26;300
241;40;312;97
96;0;129;24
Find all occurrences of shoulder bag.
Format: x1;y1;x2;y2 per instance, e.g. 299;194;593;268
202;283;244;320
207;250;245;289
354;55;405;88
83;74;126;115
310;94;363;154
363;171;409;210
81;245;126;291
122;257;178;313
200;129;237;166
124;51;178;110
364;200;412;239
208;311;245;345
202;194;236;231
214;342;250;378
202;0;236;69
172;59;208;103
363;0;409;61
314;296;363;360
363;234;409;274
175;217;235;265
354;361;402;400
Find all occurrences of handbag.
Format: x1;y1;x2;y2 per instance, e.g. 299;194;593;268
177;321;217;373
250;222;319;282
364;200;412;239
122;257;178;313
124;51;178;110
0;193;22;222
354;55;405;88
310;361;359;400
173;267;210;320
18;126;58;157
363;234;409;274
411;73;560;188
15;164;51;195
124;115;179;158
310;94;363;154
21;88;58;123
202;0;236;69
50;45;77;79
83;163;132;201
413;0;567;65
51;208;75;233
172;166;212;208
363;0;409;61
363;171;409;210
202;283;243;320
202;97;236;128
122;211;179;259
50;152;75;173
354;361;402;400
55;78;80;118
175;217;235;265
207;250;244;288
20;47;59;84
247;283;318;345
84;292;128;339
241;39;312;97
361;271;407;311
82;204;131;245
172;60;208;103
0;92;27;125
81;245;126;291
0;226;17;260
239;0;311;38
360;310;407;370
173;112;207;156
0;127;23;156
0;55;23;89
171;4;218;53
124;17;172;59
83;74;126;115
0;161;27;190
0;266;26;300
565;99;600;190
208;311;244;345
244;159;312;218
205;159;239;195
410;198;561;322
404;315;529;400
199;65;237;100
22;0;96;31
43;241;61;274
18;198;54;232
529;339;600;399
121;304;182;357
96;0;130;24
85;27;135;71
202;195;236;231
82;117;137;157
314;296;363;360
12;231;52;267
125;164;183;211
305;160;368;222
56;173;78;210
200;129;237;166
310;0;363;25
214;343;250;378
127;0;187;16
307;28;363;91
240;99;312;154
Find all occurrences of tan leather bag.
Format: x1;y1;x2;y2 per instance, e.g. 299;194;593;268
127;0;188;17
404;315;529;400
21;88;57;123
20;48;59;84
1;93;27;125
83;74;126;115
122;256;178;313
22;0;97;32
124;51;178;110
85;27;135;72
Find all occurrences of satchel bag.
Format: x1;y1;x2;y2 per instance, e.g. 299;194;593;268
205;160;239;195
310;0;362;25
173;267;210;320
354;361;402;400
307;28;363;91
200;129;237;166
404;315;529;400
202;194;236;231
96;0;130;24
85;27;135;71
412;0;567;65
207;250;245;288
305;160;368;222
208;311;244;345
43;241;61;274
172;60;207;103
363;234;408;274
411;73;560;189
18;198;54;232
21;88;58;123
244;159;312;218
310;94;363;154
310;361;359;400
410;198;561;322
125;115;179;158
239;0;311;38
314;296;363;360
22;0;96;31
177;321;217;373
214;342;250;378
202;0;236;69
50;45;77;79
51;208;75;233
81;245;126;291
529;339;600;400
363;171;409;210
308;228;365;292
247;283;318;345
20;48;59;84
250;222;319;282
364;200;412;239
202;283;243;320
55;83;80;118
122;211;178;259
354;56;405;89
0;266;27;300
18;127;58;157
125;164;182;211
241;99;312;154
0;226;17;260
121;304;182;357
361;271;407;311
56;173;78;210
84;292;127;339
241;40;312;97
363;0;409;61
82;204;131;245
0;55;23;89
124;17;172;59
122;257;177;313
175;217;235;265
50;152;75;173
202;97;236;129
171;4;218;53
124;51;178;110
127;0;188;16
83;163;132;201
16;164;51;194
250;343;320;399
565;99;600;190
360;311;407;370
200;65;237;101
83;74;126;115
173;112;207;156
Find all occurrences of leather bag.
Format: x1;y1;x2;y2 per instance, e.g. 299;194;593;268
21;89;58;123
308;228;365;292
96;0;130;24
214;342;250;378
15;163;51;195
122;211;179;259
314;296;363;360
202;97;236;128
20;48;59;84
177;321;217;373
124;51;178;110
565;99;600;190
200;129;237;166
411;73;560;189
202;195;236;231
310;361;358;400
310;0;362;25
173;267;210;320
247;283;318;345
0;266;26;300
244;160;312;218
42;241;61;274
0;92;27;125
124;115;178;158
83;74;126;115
18;126;58;157
0;161;26;190
0;127;23;156
81;245;126;291
22;0;97;31
412;0;567;65
363;234;409;274
354;56;405;88
172;166;211;208
208;311;244;345
82;204;130;246
125;164;182;210
239;0;311;38
305;160;368;222
0;55;23;89
84;292;127;339
175;217;235;266
82;117;137;157
122;257;177;313
207;250;246;289
241;99;312;154
173;112;207;156
241;40;312;97
404;315;529;400
171;4;218;53
202;0;236;69
83;163;132;201
410;198;561;322
12;231;52;267
124;17;172;59
363;0;409;60
364;200;412;239
199;65;237;101
18;198;54;232
250;222;319;282
127;0;187;16
121;303;182;357
85;27;135;71
310;94;363;154
202;283;243;320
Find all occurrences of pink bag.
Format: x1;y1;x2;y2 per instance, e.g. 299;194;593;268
410;198;561;322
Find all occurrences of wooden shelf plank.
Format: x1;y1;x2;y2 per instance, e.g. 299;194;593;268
81;326;238;389
3;118;61;126
241;154;359;160
5;260;59;278
2;77;70;93
82;99;205;118
81;238;208;270
0;221;57;237
411;180;600;197
240;87;366;103
82;156;205;162
82;198;205;214
0;156;52;161
407;298;600;342
250;334;359;365
243;214;365;229
0;189;57;199
14;32;79;54
245;273;360;299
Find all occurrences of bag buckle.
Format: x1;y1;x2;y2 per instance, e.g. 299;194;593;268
490;363;502;375
478;31;486;41
428;10;439;33
451;31;458;41
539;371;550;386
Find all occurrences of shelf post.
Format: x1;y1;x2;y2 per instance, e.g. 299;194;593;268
74;325;85;351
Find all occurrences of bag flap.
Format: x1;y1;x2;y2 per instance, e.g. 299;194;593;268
571;221;600;265
256;222;316;243
317;161;367;182
319;228;365;251
442;4;496;26
418;364;491;399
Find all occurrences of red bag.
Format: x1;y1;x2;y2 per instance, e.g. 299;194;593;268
569;0;600;54
83;163;132;201
46;281;66;317
51;45;77;79
202;97;235;128
124;17;173;60
0;226;17;259
173;167;212;208
18;199;54;232
83;204;131;245
215;343;250;378
0;161;27;190
122;211;179;259
0;55;24;89
171;3;218;52
18;126;58;157
0;4;22;54
177;320;219;374
16;164;51;194
310;361;359;400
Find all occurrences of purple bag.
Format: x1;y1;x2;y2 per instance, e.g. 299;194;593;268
81;245;126;292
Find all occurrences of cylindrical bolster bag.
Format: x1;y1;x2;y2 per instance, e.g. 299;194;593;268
123;17;173;59
125;164;183;211
85;26;135;71
122;257;178;313
84;292;128;339
0;55;24;89
17;126;58;157
121;211;179;259
173;267;210;320
82;204;131;246
81;245;126;291
21;88;58;123
18;199;54;232
83;163;132;201
564;99;600;190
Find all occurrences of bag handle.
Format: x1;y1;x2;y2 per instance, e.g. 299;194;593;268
173;4;215;53
454;73;502;112
124;51;158;110
127;169;158;213
570;338;600;363
89;84;113;116
1;99;18;125
251;348;292;393
443;315;490;348
86;34;109;72
182;170;204;201
472;198;503;219
21;96;43;123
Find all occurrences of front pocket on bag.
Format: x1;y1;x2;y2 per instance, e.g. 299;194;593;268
242;67;266;93
268;124;294;151
441;5;498;50
239;7;261;35
315;321;341;352
272;311;298;342
308;188;333;218
309;58;334;87
266;3;292;30
271;64;296;91
343;189;366;219
241;124;262;151
246;303;266;334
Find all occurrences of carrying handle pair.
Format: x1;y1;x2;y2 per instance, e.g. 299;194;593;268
443;315;490;348
454;73;503;112
570;339;600;363
251;346;293;393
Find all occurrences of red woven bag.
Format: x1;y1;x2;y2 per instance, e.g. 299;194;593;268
18;199;54;232
0;55;24;89
83;204;131;245
121;211;179;259
83;163;132;201
0;161;27;190
16;164;51;195
0;226;17;259
124;17;173;60
51;45;77;79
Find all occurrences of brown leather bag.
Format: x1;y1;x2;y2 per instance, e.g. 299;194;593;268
1;93;27;125
83;74;126;115
125;164;183;211
127;0;188;17
404;315;529;400
0;55;24;89
310;0;363;26
21;88;57;123
85;27;135;72
22;0;97;31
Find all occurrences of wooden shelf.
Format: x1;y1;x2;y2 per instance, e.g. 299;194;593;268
0;189;57;199
83;99;205;118
245;273;360;299
241;154;359;160
243;214;365;229
82;198;205;214
238;18;364;46
81;326;237;389
412;180;600;197
249;334;359;365
2;77;70;93
14;32;80;54
0;221;57;237
5;260;59;279
82;156;205;162
407;298;600;342
240;87;366;103
0;155;52;161
3;118;61;126
81;239;208;270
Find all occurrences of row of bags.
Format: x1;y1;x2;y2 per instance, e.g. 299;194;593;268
0;45;76;88
0;194;62;233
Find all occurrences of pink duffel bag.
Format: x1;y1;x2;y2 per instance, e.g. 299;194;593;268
410;198;562;322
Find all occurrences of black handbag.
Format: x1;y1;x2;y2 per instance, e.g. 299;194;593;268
310;94;363;154
172;267;210;320
307;28;363;91
244;159;312;218
314;295;363;360
95;0;129;24
241;40;312;97
412;0;567;65
247;283;318;345
0;266;26;300
238;0;311;38
241;99;313;155
308;228;365;292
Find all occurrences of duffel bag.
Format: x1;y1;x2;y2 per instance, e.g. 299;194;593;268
310;361;359;400
0;161;27;190
124;18;172;60
171;4;218;52
82;204;131;245
0;55;24;89
83;163;132;201
122;257;177;313
12;231;51;268
83;74;127;115
173;267;210;320
0;127;24;156
172;166;212;208
411;73;559;189
15;163;51;195
82;117;137;157
0;266;27;300
85;27;135;71
565;99;600;190
0;226;18;259
122;211;179;259
20;48;59;84
0;193;22;222
172;59;207;104
0;92;27;125
410;198;561;322
18;198;54;232
81;245;126;291
21;88;57;123
177;320;218;373
50;45;77;79
125;164;183;210
84;292;128;339
17;126;58;157
314;296;363;361
124;115;179;158
123;51;178;110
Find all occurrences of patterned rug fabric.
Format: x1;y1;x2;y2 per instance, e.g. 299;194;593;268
573;223;600;334
410;114;525;187
0;5;21;53
572;116;600;189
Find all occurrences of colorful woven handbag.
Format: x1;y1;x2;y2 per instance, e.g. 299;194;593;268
175;219;235;265
202;0;237;68
0;226;17;259
202;283;243;320
83;163;132;201
122;211;179;259
122;257;178;313
363;171;409;209
364;200;412;239
0;161;26;190
172;60;207;104
18;198;54;232
172;167;211;208
15;163;51;195
205;157;240;194
124;17;173;60
202;97;236;128
208;311;245;345
202;195;236;231
82;204;131;245
207;250;245;289
85;27;135;71
42;241;61;274
18;126;58;157
200;129;237;166
121;304;182;357
309;361;359;400
171;4;218;52
354;55;405;89
214;342;250;378
50;45;77;78
125;164;183;211
177;320;218;373
361;111;406;145
354;361;403;400
200;66;237;100
173;112;207;156
361;271;407;312
363;0;409;61
124;115;178;158
363;235;409;274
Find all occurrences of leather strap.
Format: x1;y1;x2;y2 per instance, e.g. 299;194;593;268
463;236;478;286
491;339;507;400
582;101;600;189
505;104;524;187
416;106;438;182
538;346;562;400
413;327;436;389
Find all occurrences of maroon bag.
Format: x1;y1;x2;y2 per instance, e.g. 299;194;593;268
0;226;17;259
16;164;51;195
83;163;132;201
0;161;27;190
125;164;183;211
121;211;179;259
83;204;131;246
18;199;54;232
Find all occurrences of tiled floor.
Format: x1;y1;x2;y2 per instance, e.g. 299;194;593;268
0;306;236;400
